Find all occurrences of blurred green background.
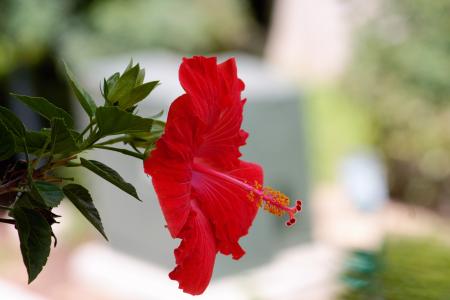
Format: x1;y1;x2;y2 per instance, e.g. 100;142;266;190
340;237;450;300
342;0;450;212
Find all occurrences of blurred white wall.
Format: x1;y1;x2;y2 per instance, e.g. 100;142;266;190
265;0;378;84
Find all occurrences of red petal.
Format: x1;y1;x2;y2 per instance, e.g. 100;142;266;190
149;172;191;238
179;56;219;124
179;56;248;169
151;94;196;161
169;205;217;295
217;58;245;107
191;161;263;259
145;56;264;295
144;94;196;237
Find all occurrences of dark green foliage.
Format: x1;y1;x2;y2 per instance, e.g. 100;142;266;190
96;106;153;136
80;158;140;200
13;207;52;283
50;118;79;155
18;131;50;154
12;94;74;128
0;106;26;137
125;119;165;157
64;62;97;118
126;81;159;108
31;181;64;208
102;62;159;110
63;184;107;240
0;119;15;160
0;60;161;283
107;63;140;105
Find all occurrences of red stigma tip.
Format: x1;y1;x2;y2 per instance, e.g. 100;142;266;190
290;218;296;224
295;200;302;211
285;221;292;227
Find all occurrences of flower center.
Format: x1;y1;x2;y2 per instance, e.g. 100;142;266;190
192;163;302;227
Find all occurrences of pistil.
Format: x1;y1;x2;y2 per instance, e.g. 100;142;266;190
192;163;302;226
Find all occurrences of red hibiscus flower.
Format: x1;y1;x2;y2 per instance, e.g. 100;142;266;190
144;56;301;295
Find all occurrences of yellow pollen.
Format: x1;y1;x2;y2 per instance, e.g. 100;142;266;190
245;180;301;227
262;186;290;216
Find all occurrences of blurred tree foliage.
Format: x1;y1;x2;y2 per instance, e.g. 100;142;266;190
0;0;70;76
60;0;260;61
0;0;259;77
344;0;450;211
0;0;75;128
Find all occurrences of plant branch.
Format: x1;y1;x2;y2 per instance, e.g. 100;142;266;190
79;119;96;139
66;162;81;167
95;136;129;146
0;176;23;190
0;186;24;195
49;155;78;168
93;145;144;160
0;218;16;225
0;205;12;211
81;131;102;149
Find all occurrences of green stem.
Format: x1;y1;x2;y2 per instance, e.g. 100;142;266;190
93;145;144;160
131;144;142;154
21;137;32;178
82;131;102;149
79;119;96;139
66;162;81;167
33;135;52;170
95;136;129;146
0;188;20;196
47;176;74;182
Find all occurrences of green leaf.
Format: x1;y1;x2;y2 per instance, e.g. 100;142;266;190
80;158;140;200
103;73;120;101
93;145;144;160
32;181;64;208
13;193;35;209
126;119;165;149
26;131;50;151
150;110;164;119
0;106;26;137
136;68;145;86
14;207;52;283
0;120;16;160
108;64;140;105
96;106;153;136
63;184;107;240
124;58;134;72
63;62;96;117
14;131;50;154
50;118;79;155
12;94;74;128
12;194;60;228
150;119;165;133
124;81;159;108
